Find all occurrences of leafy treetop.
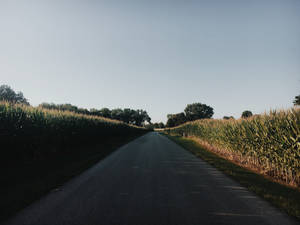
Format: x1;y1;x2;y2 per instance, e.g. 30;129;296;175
0;85;29;105
242;110;253;118
294;95;300;106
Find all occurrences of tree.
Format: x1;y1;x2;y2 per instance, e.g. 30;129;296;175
98;108;111;118
133;109;151;126
184;103;214;121
111;108;123;121
90;108;100;116
223;116;234;120
77;108;89;115
144;123;154;130
122;108;136;124
152;123;164;129
0;85;29;105
242;110;253;118
294;95;300;106
166;113;187;127
59;104;78;112
166;115;175;128
158;122;165;128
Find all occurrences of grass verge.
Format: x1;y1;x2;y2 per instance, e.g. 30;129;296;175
164;133;300;221
0;133;146;223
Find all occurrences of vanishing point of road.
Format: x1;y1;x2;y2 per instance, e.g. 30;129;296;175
3;132;299;225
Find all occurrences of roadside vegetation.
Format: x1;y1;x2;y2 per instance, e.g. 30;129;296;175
165;134;300;220
0;85;149;222
0;84;152;126
165;108;300;187
163;96;300;219
0;101;146;164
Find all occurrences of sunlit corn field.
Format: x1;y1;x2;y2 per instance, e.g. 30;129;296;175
0;102;145;162
166;108;300;187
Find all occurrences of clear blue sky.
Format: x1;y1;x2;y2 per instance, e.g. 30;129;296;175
1;0;299;123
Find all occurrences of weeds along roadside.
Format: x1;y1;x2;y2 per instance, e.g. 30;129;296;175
164;134;300;220
164;108;300;188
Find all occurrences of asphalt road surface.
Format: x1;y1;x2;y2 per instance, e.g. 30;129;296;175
3;132;299;225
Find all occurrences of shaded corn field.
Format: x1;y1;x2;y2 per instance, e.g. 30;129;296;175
165;108;300;187
0;102;146;164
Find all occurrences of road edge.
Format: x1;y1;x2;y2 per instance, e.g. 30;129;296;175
162;133;300;222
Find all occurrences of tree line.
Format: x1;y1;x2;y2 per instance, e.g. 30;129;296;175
39;104;151;127
165;104;274;127
1;84;299;128
0;85;151;127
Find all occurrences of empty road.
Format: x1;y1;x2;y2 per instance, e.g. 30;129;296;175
3;132;298;225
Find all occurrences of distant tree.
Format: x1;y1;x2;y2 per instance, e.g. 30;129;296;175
152;122;165;129
98;108;112;118
59;104;78;112
144;123;154;130
111;108;123;121
110;108;151;126
294;95;300;106
158;122;165;128
223;116;234;120
153;123;159;128
122;108;135;124
40;103;151;126
166;116;175;128
133;109;151;126
145;111;151;124
77;108;89;115
39;103;79;113
152;123;158;128
166;113;187;127
0;85;29;105
184;103;214;121
241;110;253;118
90;108;100;116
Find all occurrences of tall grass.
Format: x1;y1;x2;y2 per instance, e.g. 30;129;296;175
0;102;146;163
166;108;300;187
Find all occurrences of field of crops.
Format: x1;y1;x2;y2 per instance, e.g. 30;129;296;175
0;102;146;163
166;108;300;187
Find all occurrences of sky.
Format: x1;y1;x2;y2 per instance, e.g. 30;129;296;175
1;0;299;123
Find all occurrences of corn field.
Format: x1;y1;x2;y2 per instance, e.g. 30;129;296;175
166;108;300;187
0;102;146;163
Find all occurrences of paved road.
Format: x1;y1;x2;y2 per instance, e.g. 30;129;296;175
3;132;299;225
